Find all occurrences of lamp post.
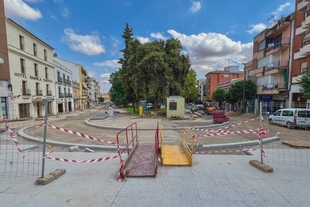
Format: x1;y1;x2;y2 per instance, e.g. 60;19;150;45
242;63;246;114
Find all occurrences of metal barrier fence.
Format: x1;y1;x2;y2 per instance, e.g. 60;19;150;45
0;103;43;178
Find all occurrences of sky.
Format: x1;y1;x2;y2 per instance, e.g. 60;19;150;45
3;0;295;93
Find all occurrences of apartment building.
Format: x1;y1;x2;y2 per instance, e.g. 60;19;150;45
252;13;293;113
54;60;74;113
6;18;55;119
205;65;244;102
53;54;81;111
87;77;100;107
292;0;310;108
0;0;12;120
80;66;89;109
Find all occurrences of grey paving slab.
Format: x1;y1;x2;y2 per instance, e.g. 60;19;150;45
1;151;310;207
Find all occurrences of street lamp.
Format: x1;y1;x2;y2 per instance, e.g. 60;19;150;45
242;63;246;114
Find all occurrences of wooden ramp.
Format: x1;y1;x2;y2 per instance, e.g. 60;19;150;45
161;144;191;166
126;144;157;177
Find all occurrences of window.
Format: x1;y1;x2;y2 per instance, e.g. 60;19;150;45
19;103;30;118
44;49;47;61
20;58;25;73
282;110;293;117
34;63;38;77
33;43;37;56
258;40;265;51
1;97;7;118
274;110;281;116
45;67;48;79
36;83;41;95
22;81;27;95
19;35;24;50
169;102;177;110
46;84;50;95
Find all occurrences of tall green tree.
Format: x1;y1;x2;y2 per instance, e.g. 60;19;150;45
181;69;198;103
225;80;256;111
298;71;310;100
118;23;138;111
165;38;191;95
109;70;125;107
212;88;226;108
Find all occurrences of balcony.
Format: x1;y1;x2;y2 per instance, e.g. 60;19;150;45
64;79;71;85
300;42;310;55
46;90;52;96
302;11;310;30
296;25;308;36
21;88;31;98
59;93;64;98
57;77;63;83
263;59;289;75
65;93;72;98
297;0;308;10
256;82;286;95
265;37;290;56
36;89;43;96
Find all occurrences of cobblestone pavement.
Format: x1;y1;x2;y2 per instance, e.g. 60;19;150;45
20;106;310;152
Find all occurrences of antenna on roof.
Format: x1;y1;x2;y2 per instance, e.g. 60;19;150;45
267;15;275;22
227;59;230;65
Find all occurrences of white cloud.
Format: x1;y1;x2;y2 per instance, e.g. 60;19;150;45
61;7;70;17
4;0;42;20
150;32;167;40
137;36;150;44
272;2;290;17
100;73;112;92
167;30;253;78
189;1;202;13
246;23;267;34
93;60;120;68
63;28;105;55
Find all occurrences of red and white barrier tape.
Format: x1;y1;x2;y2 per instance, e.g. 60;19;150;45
220;117;261;130
44;151;119;163
41;124;117;145
117;158;127;182
3;117;24;154
195;129;258;138
186;117;261;132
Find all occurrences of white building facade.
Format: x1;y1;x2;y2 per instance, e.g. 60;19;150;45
53;55;81;111
53;60;74;113
88;77;100;107
6;18;55;119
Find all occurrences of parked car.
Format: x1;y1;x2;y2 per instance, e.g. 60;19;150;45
268;108;310;129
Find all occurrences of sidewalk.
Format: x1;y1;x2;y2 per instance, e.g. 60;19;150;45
1;150;310;207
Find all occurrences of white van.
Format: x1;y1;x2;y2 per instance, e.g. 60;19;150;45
268;108;310;129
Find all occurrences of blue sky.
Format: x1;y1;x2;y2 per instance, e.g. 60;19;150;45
4;0;295;93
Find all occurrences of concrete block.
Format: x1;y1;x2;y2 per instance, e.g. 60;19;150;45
36;169;66;185
50;168;66;179
36;174;55;185
249;160;273;173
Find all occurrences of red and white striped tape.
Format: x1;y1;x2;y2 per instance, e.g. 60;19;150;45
195;129;259;138
3;117;24;154
41;124;117;145
44;151;119;163
186;117;261;132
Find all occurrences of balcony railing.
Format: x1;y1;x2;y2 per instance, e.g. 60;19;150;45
22;88;31;96
36;89;43;96
58;77;63;82
264;59;289;71
65;93;72;98
59;93;64;98
47;90;52;96
64;79;72;85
